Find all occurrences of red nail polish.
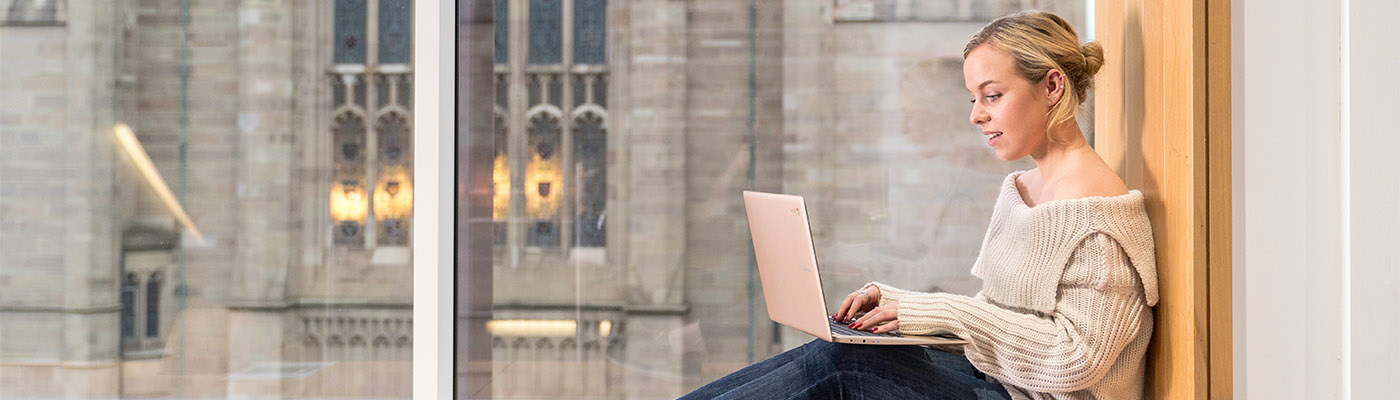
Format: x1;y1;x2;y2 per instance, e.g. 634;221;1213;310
867;328;877;332
852;323;861;330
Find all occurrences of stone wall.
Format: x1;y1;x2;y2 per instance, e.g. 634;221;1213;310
0;0;123;396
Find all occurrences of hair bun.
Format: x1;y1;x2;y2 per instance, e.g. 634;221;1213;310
1081;41;1105;77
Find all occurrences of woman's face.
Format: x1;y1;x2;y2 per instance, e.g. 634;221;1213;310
964;45;1053;161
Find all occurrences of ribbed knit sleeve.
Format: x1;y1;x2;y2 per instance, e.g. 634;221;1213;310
881;233;1149;394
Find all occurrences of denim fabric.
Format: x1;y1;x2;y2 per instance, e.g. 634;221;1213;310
679;339;1011;400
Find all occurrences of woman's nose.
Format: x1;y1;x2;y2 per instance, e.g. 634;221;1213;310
969;106;987;125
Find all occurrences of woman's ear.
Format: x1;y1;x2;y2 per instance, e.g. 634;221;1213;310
1043;69;1066;105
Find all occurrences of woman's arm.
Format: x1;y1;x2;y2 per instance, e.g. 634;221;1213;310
893;233;1148;393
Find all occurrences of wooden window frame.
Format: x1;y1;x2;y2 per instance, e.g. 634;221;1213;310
1093;0;1231;398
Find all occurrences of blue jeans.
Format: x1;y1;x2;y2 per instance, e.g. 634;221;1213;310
679;339;1011;400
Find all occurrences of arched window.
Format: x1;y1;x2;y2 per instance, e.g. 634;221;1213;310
145;271;162;338
526;111;562;246
573;110;606;246
493;109;509;245
1;0;63;25
496;0;609;250
331;0;414;249
120;273;139;340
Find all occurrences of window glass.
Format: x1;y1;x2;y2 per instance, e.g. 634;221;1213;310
467;0;1096;398
0;1;416;398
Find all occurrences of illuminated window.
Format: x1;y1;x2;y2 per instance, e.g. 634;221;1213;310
331;0;414;248
496;0;608;250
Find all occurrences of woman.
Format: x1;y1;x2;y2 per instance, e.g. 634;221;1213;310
681;10;1158;400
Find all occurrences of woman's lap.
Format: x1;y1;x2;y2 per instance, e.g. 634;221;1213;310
680;340;1010;400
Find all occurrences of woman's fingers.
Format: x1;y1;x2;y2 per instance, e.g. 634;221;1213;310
870;319;899;334
850;302;897;331
834;288;875;322
834;292;858;322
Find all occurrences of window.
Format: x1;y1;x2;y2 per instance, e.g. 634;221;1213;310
331;0;415;249
0;1;418;397
1;0;65;25
495;0;609;256
121;273;139;341
145;271;162;338
466;1;1095;398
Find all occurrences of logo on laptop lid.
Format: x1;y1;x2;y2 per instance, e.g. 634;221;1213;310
791;207;801;216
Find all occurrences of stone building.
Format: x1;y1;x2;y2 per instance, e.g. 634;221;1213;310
1;0;1085;398
2;0;412;398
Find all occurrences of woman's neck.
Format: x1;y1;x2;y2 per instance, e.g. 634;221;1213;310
1028;120;1093;182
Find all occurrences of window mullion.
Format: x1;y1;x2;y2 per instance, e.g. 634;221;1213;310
507;0;528;265
365;0;381;248
559;0;575;251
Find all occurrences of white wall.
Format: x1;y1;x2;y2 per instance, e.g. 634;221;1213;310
1235;0;1400;398
1341;1;1400;397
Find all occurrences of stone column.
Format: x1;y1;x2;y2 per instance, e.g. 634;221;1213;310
0;0;122;397
231;0;294;306
65;0;123;397
614;0;689;397
228;0;296;398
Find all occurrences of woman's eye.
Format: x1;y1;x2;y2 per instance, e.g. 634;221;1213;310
986;94;1002;101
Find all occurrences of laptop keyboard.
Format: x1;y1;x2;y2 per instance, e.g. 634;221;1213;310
829;319;897;337
828;318;963;340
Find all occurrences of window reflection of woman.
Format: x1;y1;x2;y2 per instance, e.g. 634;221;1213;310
683;10;1157;400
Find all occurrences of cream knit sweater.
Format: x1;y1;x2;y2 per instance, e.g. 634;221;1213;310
870;171;1159;400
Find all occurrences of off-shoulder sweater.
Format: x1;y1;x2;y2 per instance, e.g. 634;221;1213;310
869;170;1159;400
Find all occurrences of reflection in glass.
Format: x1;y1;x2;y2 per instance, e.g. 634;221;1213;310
0;1;416;398
573;110;606;247
334;0;368;64
121;273;139;340
474;1;1092;398
528;0;562;64
145;271;162;338
526;111;562;247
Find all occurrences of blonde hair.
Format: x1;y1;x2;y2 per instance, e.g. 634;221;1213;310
964;11;1104;141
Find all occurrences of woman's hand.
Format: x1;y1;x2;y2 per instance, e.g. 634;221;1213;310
833;284;882;323
850;302;900;334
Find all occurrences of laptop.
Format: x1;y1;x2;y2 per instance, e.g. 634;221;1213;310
742;190;966;346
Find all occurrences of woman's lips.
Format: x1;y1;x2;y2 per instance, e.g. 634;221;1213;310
986;131;1003;146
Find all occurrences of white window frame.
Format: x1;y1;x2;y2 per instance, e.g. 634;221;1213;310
412;0;452;398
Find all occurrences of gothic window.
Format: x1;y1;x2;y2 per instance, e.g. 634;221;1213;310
334;0;367;64
378;0;412;64
145;271;162;338
494;0;509;64
493;109;509;245
496;0;609;250
573;0;606;65
1;0;64;25
331;0;414;248
526;111;562;246
375;110;412;246
573;110;606;246
120;273;138;340
527;0;561;64
331;111;368;246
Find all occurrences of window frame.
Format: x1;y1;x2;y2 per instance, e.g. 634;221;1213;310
410;0;452;398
